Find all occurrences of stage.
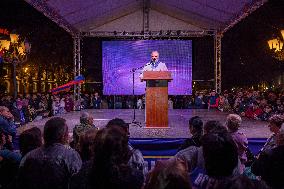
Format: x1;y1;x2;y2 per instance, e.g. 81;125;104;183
21;109;270;138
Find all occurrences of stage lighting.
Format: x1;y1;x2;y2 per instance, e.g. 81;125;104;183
177;30;181;35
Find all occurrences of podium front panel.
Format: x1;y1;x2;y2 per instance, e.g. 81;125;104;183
146;86;168;128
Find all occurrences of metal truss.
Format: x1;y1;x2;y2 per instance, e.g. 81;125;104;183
27;0;78;35
73;36;82;109
143;0;150;34
214;34;222;94
221;0;267;34
81;30;215;38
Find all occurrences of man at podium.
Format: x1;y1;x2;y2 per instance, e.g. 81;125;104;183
139;51;172;128
140;51;168;78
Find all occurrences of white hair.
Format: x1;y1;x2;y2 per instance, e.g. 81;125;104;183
80;112;90;119
226;114;242;132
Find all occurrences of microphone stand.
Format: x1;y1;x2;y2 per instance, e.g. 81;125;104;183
130;63;151;127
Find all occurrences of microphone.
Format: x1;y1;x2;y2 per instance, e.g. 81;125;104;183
151;58;156;65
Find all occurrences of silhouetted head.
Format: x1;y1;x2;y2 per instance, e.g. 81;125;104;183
44;117;68;146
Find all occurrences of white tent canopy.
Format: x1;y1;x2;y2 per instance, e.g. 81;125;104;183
24;0;267;35
24;0;267;93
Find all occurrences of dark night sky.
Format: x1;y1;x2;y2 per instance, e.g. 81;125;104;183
0;0;73;72
222;0;284;89
1;0;284;90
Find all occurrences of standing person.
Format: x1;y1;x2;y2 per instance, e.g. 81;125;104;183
92;92;101;109
208;90;219;110
140;51;168;78
168;97;174;109
64;94;74;112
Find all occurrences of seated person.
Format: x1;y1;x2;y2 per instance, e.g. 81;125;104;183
244;101;263;119
225;114;248;173
11;102;28;126
208;90;219;109
73;112;97;149
144;158;191;189
19;127;42;157
190;132;238;189
106;118;146;176
178;116;203;151
0;128;21;188
0;106;17;146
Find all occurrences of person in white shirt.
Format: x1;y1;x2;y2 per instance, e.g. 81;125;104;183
140;51;168;79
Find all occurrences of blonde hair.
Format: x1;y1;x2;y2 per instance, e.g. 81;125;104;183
226;114;242;132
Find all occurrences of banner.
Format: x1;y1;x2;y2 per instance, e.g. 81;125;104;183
129;138;267;171
50;75;84;94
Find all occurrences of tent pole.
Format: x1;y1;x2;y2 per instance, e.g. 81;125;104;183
214;33;222;94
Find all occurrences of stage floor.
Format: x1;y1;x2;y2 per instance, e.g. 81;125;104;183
21;109;270;138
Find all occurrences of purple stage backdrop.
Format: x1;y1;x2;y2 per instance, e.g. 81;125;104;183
103;40;192;95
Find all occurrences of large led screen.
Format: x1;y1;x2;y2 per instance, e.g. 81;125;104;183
103;40;192;95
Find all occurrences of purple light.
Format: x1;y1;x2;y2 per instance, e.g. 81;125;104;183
103;40;192;95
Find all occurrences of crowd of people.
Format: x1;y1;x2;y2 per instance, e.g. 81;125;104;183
1;88;284;125
0;92;102;126
205;89;284;122
1;107;284;188
1;89;284;188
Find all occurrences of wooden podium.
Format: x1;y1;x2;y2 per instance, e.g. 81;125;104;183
141;71;172;128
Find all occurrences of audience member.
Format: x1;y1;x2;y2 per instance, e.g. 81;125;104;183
276;125;284;146
106;118;146;175
77;128;98;162
0;106;17;145
217;175;270;189
175;120;228;172
0;128;21;188
190;132;238;189
244;101;263;119
73;112;96;149
17;117;82;189
178;116;203;151
208;90;219;110
252;142;284;189
226;114;248;173
64;94;74;112
203;120;228;134
144;158;192;189
11;101;28;126
70;126;144;189
92;92;101;109
259;114;284;155
19;127;42;156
